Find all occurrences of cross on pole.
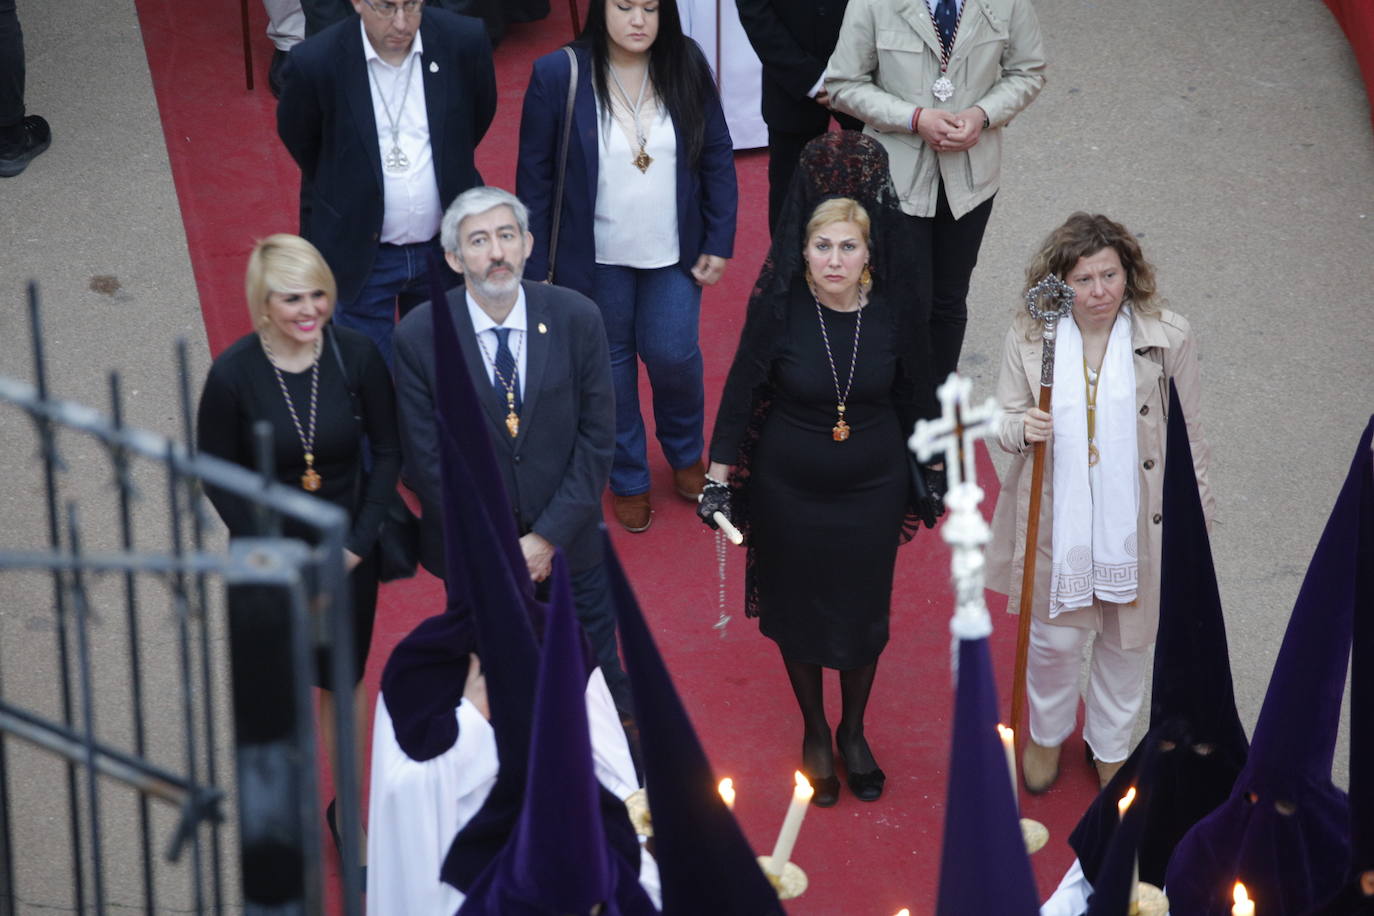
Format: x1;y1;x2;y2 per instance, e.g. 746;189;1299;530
909;372;1002;640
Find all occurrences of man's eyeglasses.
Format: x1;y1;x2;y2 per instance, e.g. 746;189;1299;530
361;0;424;17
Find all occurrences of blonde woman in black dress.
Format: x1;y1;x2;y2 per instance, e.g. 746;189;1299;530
700;133;943;806
197;234;400;869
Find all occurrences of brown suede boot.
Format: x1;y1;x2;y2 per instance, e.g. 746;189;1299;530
1022;740;1062;794
672;459;707;501
612;493;652;533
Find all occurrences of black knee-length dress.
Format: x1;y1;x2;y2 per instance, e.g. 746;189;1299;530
713;289;910;670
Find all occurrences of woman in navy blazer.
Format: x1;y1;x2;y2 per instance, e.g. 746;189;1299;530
518;0;738;533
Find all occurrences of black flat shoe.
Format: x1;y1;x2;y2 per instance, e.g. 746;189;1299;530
0;115;51;178
836;729;886;802
845;766;886;802
806;770;841;808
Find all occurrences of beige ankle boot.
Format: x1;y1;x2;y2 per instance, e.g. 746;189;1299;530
1095;757;1125;788
1022;740;1062;794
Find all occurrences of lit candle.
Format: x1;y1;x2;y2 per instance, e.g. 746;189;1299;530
1118;787;1139;909
767;771;814;875
997;724;1018;810
718;777;736;811
1232;882;1254;916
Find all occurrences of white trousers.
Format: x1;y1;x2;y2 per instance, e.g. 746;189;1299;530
262;0;304;50
1026;606;1149;763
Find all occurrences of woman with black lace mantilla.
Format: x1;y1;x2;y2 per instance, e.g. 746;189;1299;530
698;132;944;807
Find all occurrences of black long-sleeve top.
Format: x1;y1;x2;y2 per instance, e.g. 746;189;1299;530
196;327;400;556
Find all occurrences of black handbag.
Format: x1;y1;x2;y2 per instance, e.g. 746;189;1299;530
330;328;420;582
375;491;421;583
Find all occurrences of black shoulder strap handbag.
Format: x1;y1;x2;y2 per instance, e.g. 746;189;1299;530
545;46;578;283
329;328;420;582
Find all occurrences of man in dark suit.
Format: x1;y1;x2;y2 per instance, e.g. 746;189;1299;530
735;0;861;231
277;0;495;365
393;187;630;710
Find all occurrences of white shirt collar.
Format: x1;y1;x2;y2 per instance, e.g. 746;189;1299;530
359;17;424;68
465;285;528;336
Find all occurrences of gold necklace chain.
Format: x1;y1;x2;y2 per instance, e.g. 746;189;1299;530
476;328;525;438
813;290;864;442
1083;357;1101;467
261;336;323;491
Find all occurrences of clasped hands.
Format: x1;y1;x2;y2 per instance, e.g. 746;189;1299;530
916;106;987;153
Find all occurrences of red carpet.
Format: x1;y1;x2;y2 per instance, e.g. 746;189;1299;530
1324;0;1374;132
136;2;1097;911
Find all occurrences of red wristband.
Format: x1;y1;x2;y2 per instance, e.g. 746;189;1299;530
911;107;923;133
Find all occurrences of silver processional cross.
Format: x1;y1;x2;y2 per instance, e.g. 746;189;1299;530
909;372;1001;640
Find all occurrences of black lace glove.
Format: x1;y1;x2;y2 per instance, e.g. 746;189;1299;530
909;458;947;530
697;478;732;530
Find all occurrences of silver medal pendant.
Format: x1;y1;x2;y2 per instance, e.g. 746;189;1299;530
385;145;410;173
932;76;954;102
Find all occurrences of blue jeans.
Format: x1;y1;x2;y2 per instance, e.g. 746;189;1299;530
334;238;452;368
593;263;705;496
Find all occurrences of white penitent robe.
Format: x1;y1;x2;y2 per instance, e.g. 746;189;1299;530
366;668;661;914
1040;859;1091;916
1040;858;1179;916
678;0;767;149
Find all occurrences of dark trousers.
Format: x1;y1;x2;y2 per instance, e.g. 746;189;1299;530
765;112;863;232
908;185;996;384
537;562;633;716
0;0;23;129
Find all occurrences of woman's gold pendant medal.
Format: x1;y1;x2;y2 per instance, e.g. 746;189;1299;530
301;454;322;491
632;144;653;173
1087;443;1100;467
833;404;851;442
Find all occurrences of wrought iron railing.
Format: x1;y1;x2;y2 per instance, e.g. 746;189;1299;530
0;283;364;915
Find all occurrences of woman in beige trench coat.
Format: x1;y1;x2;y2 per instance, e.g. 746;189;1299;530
985;213;1214;792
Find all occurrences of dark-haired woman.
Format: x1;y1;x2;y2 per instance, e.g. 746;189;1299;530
517;0;739;534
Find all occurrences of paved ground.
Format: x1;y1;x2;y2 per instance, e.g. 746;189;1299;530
1;0;1371;911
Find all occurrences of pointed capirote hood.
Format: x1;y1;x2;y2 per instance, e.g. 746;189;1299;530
1083;739;1160;916
457;554;657;915
378;258;508;763
428;258;545;891
1166;416;1373;915
1069;382;1248;885
1310;415;1374;916
428;256;638;891
935;635;1039;915
604;533;785;915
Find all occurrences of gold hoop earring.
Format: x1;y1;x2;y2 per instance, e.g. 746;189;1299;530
860;264;873;288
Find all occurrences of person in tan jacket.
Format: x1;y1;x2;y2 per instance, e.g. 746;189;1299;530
824;0;1045;384
985;213;1214;792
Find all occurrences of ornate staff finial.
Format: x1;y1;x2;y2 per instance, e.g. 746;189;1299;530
910;372;1001;641
1024;274;1074;386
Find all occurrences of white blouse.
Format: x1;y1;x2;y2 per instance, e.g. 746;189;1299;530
594;99;679;269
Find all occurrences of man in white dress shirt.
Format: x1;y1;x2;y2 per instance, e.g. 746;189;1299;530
277;0;495;364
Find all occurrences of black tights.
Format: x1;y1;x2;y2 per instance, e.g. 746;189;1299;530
781;656;880;777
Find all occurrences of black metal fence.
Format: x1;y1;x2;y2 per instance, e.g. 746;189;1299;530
0;284;364;914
